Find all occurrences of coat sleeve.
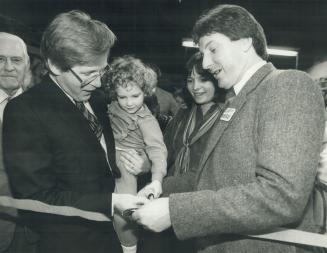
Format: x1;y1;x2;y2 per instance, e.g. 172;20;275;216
3;99;112;218
169;70;326;240
138;115;167;182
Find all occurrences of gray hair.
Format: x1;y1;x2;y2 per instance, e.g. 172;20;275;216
0;32;30;67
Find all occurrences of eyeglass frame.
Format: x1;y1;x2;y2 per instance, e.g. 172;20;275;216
69;64;111;88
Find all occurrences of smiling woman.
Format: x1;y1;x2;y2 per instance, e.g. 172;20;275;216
142;52;226;253
164;51;225;179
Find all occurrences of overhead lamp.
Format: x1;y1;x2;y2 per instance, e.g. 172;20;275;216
267;48;298;57
182;40;197;48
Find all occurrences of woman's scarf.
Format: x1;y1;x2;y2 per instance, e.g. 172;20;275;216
174;104;223;175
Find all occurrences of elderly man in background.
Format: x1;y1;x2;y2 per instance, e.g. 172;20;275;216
0;32;37;253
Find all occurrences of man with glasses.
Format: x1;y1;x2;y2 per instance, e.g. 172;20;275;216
2;10;149;253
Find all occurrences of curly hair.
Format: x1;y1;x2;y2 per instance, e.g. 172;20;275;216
107;55;157;100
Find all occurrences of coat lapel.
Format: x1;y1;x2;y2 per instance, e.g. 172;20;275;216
198;63;276;170
89;90;118;170
41;76;103;148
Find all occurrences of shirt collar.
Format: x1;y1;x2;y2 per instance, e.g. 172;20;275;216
0;87;22;104
49;74;95;114
50;74;75;104
233;60;266;95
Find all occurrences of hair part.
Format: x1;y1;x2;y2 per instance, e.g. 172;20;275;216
41;10;116;71
192;4;268;60
107;55;157;100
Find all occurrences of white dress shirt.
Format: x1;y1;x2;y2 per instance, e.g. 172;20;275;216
233;61;267;95
0;88;22;121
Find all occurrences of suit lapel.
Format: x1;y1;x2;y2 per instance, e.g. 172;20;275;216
89;90;115;152
42;76;104;148
89;90;120;176
198;63;276;170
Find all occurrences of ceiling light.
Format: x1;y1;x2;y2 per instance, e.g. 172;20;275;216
266;48;298;57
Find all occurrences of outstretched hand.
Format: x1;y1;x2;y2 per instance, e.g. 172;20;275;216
132;197;171;232
137;180;162;199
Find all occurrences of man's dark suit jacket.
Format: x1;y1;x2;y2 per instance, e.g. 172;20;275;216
2;76;120;253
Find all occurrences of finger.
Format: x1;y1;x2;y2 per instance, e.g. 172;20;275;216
124;166;137;175
131;211;139;222
125;149;142;159
136;197;150;206
119;153;132;164
120;151;138;162
121;153;141;167
147;193;154;200
141;188;153;198
127;149;138;155
137;189;148;198
120;157;138;172
119;156;130;166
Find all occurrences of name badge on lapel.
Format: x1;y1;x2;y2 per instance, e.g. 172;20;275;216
220;108;236;121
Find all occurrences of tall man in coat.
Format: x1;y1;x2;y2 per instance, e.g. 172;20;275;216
3;10;148;253
134;4;326;253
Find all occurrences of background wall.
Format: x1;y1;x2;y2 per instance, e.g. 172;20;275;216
1;0;327;89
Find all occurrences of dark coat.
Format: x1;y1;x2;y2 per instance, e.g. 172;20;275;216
3;76;120;253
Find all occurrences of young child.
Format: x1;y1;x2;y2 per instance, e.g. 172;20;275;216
107;55;167;253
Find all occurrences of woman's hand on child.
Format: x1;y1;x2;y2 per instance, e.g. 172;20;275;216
120;149;151;175
137;180;162;199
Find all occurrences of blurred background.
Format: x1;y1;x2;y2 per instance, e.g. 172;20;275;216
1;0;327;90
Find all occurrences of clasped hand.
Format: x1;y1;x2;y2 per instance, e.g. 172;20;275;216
131;197;171;233
112;193;149;213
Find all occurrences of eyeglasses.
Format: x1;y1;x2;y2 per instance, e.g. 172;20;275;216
69;65;111;88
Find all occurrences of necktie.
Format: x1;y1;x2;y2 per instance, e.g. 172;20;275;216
175;104;223;174
75;101;103;141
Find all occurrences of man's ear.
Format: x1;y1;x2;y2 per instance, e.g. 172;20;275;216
240;37;253;52
238;38;253;52
46;59;62;76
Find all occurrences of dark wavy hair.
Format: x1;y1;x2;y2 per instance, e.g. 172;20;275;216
186;52;226;104
106;55;157;101
41;10;116;71
192;4;268;60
